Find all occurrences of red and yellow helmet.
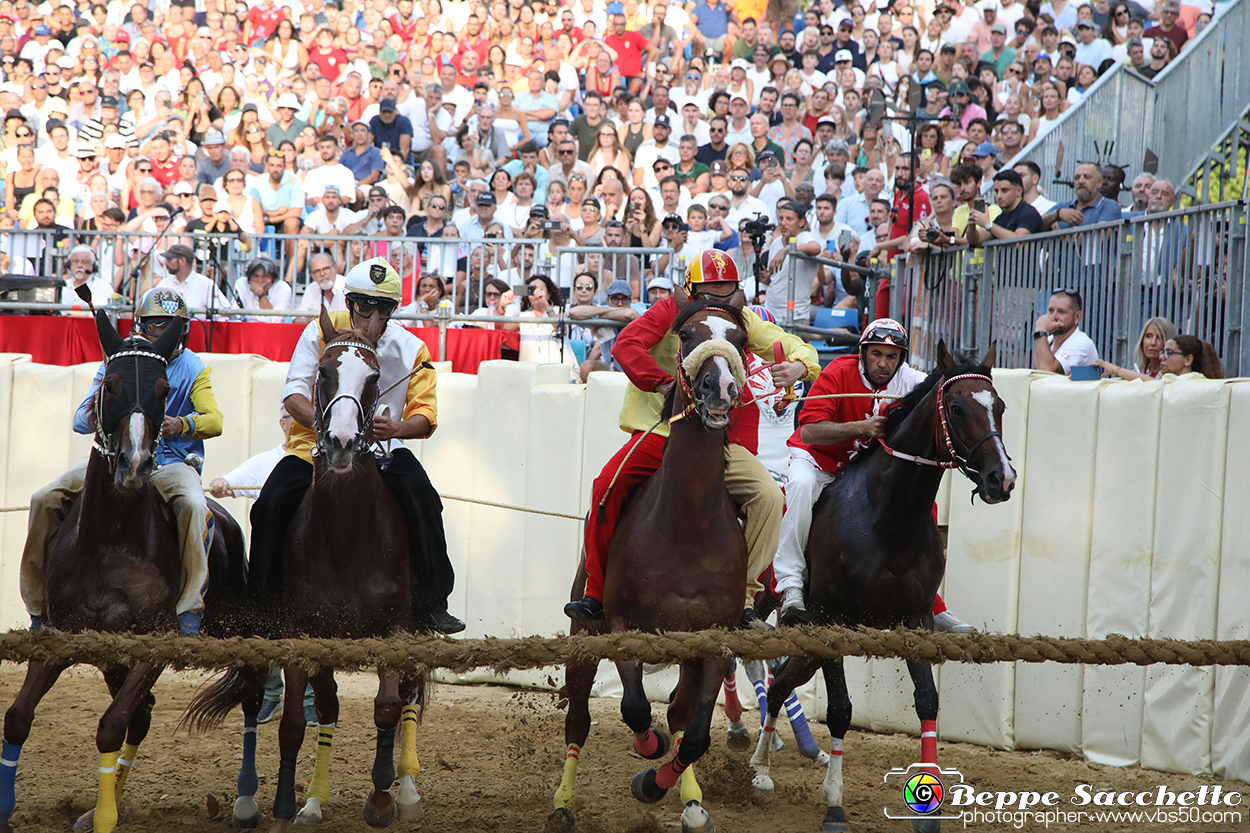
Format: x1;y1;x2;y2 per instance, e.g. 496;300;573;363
685;249;740;287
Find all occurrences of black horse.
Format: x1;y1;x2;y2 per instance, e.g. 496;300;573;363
1;309;255;833
750;342;1016;833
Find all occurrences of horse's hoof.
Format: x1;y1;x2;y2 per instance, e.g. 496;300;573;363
681;800;714;833
726;721;751;752
269;820;292;833
630;770;668;804
395;774;422;822
233;796;262;829
293;797;323;825
72;809;93;830
751;773;774;794
822;804;850;832
543;807;576;833
362;790;397;828
909;818;940;833
635;729;671;760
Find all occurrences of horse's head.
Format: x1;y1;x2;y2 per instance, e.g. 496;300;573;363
669;301;749;430
314;306;384;473
934;341;1016;504
91;310;183;491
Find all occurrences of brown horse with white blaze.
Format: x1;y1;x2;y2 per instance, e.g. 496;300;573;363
548;300;750;833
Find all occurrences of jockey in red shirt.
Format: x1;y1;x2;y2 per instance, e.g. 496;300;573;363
564;251;821;628
773;318;973;632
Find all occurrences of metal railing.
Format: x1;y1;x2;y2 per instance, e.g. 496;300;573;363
885;202;1250;375
1015;0;1250;204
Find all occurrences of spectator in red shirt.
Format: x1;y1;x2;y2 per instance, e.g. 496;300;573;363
604;13;653;94
309;27;348;80
148;133;182;188
558;7;585;45
870;154;929;317
389;0;420;42
455;14;491;71
245;0;288;44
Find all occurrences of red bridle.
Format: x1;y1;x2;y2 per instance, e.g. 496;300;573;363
878;373;1003;474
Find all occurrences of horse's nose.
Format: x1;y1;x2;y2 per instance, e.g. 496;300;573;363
699;366;737;406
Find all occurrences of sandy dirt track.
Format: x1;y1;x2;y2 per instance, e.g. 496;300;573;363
0;665;1245;833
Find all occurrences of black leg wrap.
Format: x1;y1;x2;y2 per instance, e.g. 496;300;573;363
372;727;397;793
273;748;299;820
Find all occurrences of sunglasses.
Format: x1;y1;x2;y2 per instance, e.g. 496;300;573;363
574;283;595;291
1160;348;1184;358
350;295;398;314
137;165;153;172
15;130;31;137
153;214;171;221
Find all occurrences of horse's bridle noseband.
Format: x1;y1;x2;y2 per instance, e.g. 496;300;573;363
92;347;169;473
671;314;747;427
313;339;381;459
879;372;1004;476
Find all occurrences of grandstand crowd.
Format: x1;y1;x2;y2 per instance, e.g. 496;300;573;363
0;0;1234;377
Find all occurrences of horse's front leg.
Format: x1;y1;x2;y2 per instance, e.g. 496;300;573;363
233;668;267;830
74;667;157;831
820;658;853;833
362;667;401;828
616;660;670;762
270;666;310;832
546;639;600;833
906;659;941;833
93;662;163;833
393;674;425;823
0;661;67;833
752;656;820;794
294;667;338;825
721;659;751;752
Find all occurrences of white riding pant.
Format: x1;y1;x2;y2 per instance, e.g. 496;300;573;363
772;453;836;595
22;461;211;618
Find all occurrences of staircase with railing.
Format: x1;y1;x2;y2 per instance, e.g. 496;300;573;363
1016;0;1250;204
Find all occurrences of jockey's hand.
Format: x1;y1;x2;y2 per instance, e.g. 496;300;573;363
861;415;887;439
208;477;234;498
372;411;401;441
770;360;805;388
161;415;183;438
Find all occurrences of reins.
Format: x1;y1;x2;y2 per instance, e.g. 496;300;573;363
92;347;169;471
878;372;1002;474
312;339;381;460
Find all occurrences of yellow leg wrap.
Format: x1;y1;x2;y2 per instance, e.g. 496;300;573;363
94;752;120;833
398;705;420;780
114;742;140;799
309;725;335;805
673;732;703;806
553;744;580;810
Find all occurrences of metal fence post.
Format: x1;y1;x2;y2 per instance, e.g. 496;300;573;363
434;299;451;362
964;246;984;357
1230;204;1249;377
1114;222;1136;368
786;238;798;330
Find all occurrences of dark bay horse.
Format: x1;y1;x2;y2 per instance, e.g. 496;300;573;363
0;311;251;833
750;342;1016;833
189;308;427;831
548;301;750;833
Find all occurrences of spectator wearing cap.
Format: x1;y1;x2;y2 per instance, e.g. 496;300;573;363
578;197;605;244
294;184;361;281
831;17;863;68
832;49;866;88
461;190;516;244
19;24;54;74
196;130;231;185
940;79;988;132
340;120;385;204
980;21;1017;77
630;115;680;189
156;243;233;312
1143;0;1188;52
725;94;753;146
570;276;637;379
266;92;306;148
1074;19;1114;68
932;43;960;86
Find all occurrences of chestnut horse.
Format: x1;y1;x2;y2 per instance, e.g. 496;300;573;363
749;343;1016;833
0;312;252;833
187;309;429;831
548;301;750;833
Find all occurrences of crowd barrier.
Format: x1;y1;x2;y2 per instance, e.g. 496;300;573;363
0;353;1248;781
888;201;1250;375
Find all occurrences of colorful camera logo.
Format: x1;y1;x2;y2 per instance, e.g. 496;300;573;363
903;771;944;814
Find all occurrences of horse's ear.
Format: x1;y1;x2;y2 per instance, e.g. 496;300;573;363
150;316;184;361
318;304;338;344
364;309;384;342
935;339;956;372
980;341;997;369
95;310;125;358
726;288;747;310
673;283;691;311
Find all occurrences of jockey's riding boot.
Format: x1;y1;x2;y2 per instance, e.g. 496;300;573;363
564;596;605;621
29;615;42;631
739;608;763;629
177;610;203;636
416;608;466;634
777;589;811;627
933;610;976;634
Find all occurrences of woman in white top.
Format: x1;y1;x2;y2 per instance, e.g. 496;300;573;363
493;87;531;152
920;18;945;56
234;256;293;321
727;61;755;107
586;122;632;181
265;20;307;81
873;40;902;92
504;274;579;377
220;169;264;235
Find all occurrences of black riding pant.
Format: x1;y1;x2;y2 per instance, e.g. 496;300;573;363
248;449;455;631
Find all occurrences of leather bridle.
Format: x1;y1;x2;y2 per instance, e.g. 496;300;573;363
312;339;381;459
879;372;1005;477
92;347;169;474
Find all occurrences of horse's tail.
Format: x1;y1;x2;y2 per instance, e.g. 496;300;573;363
180;667;250;733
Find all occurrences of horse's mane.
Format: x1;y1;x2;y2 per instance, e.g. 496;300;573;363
846;352;992;469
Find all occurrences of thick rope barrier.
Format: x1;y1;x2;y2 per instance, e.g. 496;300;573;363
1;627;1248;676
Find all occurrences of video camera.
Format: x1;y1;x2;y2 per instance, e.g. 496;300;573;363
741;213;775;288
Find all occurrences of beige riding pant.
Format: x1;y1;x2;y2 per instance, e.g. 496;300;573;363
724;443;785;608
21;461;211;619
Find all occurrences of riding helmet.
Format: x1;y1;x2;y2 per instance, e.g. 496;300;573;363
859;317;909;357
343;257;403;303
134;287;191;354
685;249;740;287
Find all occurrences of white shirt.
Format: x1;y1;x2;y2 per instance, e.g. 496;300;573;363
299;280;349;313
219;444;286;499
157;271;233;314
303;205;362;234
631;139;681;188
61;277;113;308
1030;194;1057;215
766;229;818;324
303;163;359;202
442;83;474;128
726;194;770;230
408;99;454;153
1046;328;1099;375
233;277;294;319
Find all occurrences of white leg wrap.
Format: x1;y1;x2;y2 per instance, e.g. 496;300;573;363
822;739;844;806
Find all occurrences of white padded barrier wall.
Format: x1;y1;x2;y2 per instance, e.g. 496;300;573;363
1213;383;1250;783
1141;376;1232;775
1014;377;1106;753
199;354;267;486
939;368;1038;749
0;356;28;632
1082;379;1164;767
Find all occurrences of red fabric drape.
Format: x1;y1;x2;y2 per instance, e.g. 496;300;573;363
0;316;518;373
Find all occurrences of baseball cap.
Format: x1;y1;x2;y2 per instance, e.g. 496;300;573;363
730;92;748;103
529;205;549;217
202;130;225;145
56;56;75;70
104;134;127;149
1060;33;1078;46
778;200;808;216
991;21;1007;33
647;277;674;292
973;141;999;158
709;159;729;175
730;59;750;70
242;102;259;114
652;157;673;169
197;185;218;200
74;145;96;158
606;279;632;297
582;197;601;209
350;118;369;128
476;192;497;205
653;114;671;128
379;97;396;112
368;185;389;198
33;24;50;35
839;16;854;27
1076;19;1096;28
100;95;119;108
171;181;194;195
940;43;957;53
164;244;195;261
769;52;790;65
662;213;684;225
758;150;780;164
835;49;853;62
949;79;970;95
